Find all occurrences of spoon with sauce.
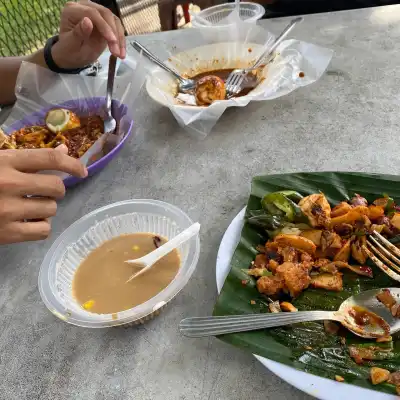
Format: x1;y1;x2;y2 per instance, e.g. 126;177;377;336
125;222;200;282
179;288;400;338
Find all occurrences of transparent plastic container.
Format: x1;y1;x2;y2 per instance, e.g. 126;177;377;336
191;2;265;28
38;200;200;328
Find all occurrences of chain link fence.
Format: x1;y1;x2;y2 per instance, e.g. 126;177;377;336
0;0;68;57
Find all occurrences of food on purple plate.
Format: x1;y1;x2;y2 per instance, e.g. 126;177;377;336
0;108;104;158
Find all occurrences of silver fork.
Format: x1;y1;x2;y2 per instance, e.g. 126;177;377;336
225;16;303;98
364;230;400;282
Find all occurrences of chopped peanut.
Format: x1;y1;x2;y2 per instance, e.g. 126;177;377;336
335;375;345;382
250;300;256;305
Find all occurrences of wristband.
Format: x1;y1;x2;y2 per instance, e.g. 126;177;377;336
44;35;90;74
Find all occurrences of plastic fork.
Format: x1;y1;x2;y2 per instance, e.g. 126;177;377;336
225;17;303;98
364;230;400;282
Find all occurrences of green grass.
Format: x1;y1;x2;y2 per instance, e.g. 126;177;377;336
0;0;67;57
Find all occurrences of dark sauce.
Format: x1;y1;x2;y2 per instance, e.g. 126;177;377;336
349;307;371;326
191;68;260;98
349;305;388;332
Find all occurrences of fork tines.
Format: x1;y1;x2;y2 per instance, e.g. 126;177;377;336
364;230;400;282
225;70;246;98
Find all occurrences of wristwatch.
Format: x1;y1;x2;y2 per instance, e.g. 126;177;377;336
44;35;90;74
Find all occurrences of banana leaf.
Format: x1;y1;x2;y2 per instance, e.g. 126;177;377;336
213;172;400;395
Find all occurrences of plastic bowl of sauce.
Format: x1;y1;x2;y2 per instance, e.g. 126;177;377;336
38;200;200;327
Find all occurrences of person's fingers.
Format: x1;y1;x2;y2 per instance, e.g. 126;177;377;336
80;6;119;54
1;172;65;198
71;16;94;41
0;220;51;244
10;149;88;178
55;143;69;154
115;16;126;59
0;197;57;221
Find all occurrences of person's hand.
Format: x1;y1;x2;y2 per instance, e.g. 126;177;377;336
0;147;87;244
51;0;126;70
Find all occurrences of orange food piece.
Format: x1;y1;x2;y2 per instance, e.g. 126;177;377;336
330;207;369;227
368;205;385;220
276;262;311;298
274;234;316;256
370;367;390;385
331;202;352;218
195;75;226;106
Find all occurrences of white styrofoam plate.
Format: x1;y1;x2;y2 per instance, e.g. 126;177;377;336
215;207;396;400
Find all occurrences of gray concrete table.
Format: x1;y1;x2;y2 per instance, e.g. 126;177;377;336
1;5;399;400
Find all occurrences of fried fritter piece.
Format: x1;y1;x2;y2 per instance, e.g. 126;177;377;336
351;236;368;264
266;259;279;273
281;247;298;263
300;229;322;246
331;202;352;218
253;254;267;269
274;234;316;256
256;275;285;296
276;262;311;298
310;273;343;291
330;207;369;227
299;193;331;228
280;302;298;312
195;75;226;106
370;367;390;385
313;258;331;268
320;230;342;258
333;238;352;262
376;289;397;309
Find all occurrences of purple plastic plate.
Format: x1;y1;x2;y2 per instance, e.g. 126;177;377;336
5;97;134;188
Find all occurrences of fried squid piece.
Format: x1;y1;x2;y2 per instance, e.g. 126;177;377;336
299;193;331;228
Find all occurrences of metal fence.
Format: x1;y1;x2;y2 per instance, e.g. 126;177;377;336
0;0;68;57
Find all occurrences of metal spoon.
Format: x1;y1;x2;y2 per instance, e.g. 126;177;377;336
125;222;200;283
179;288;399;338
104;55;117;135
131;41;195;93
102;55;119;151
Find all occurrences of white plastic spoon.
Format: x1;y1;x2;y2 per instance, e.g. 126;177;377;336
125;222;200;283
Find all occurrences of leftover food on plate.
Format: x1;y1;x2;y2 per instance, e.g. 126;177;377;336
214;172;400;395
72;233;180;314
0;108;104;158
376;288;400;317
246;191;399;301
176;68;262;106
344;305;390;338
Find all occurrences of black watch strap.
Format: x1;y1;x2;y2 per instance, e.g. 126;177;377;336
44;35;89;74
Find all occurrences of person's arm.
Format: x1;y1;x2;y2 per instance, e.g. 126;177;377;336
0;50;48;106
0;0;126;106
